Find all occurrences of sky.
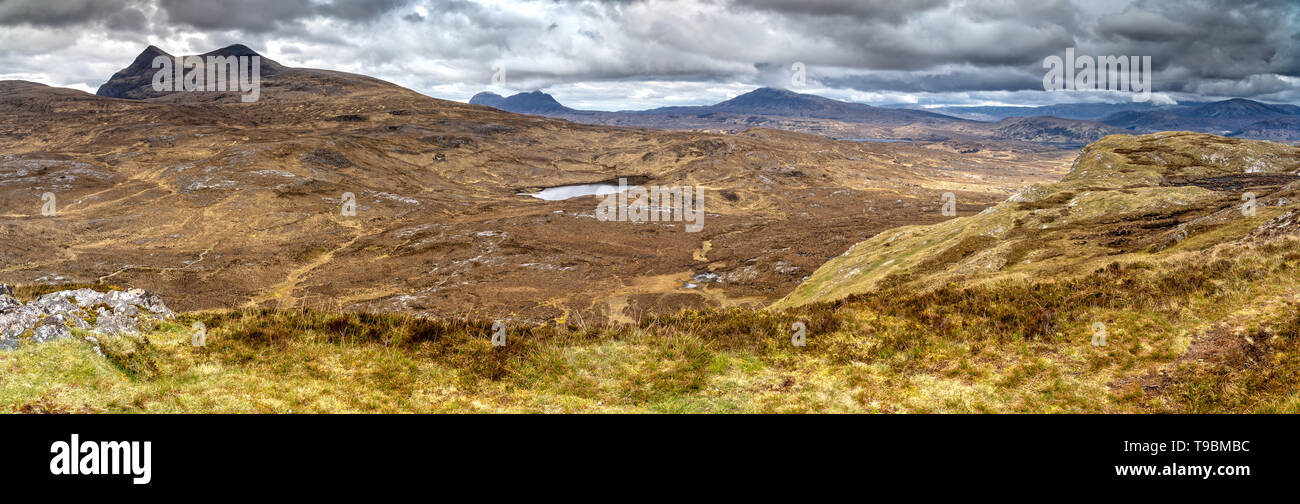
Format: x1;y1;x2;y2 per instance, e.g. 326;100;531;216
0;0;1297;110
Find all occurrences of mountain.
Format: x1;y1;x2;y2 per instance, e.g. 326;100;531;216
698;87;962;124
96;44;285;100
1101;98;1300;137
1234;116;1300;142
469;90;572;114
469;88;1180;148
476;87;967;126
466;87;991;142
94;44;404;104
94;45;174;99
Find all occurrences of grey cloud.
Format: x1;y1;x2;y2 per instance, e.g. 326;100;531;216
733;0;948;22
2;0;1298;105
105;8;148;32
318;0;409;22
158;0;407;32
0;0;138;27
159;0;315;32
821;69;1045;94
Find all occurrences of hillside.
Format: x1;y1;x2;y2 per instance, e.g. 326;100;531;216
992;116;1124;148
780;132;1300;306
1102;99;1300;138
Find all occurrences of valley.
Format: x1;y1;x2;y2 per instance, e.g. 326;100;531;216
0;46;1070;326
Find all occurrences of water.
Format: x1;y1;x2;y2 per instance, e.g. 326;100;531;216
520;183;636;201
839;137;912;143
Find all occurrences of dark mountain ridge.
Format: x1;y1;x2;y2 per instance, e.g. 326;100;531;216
472;87;972;126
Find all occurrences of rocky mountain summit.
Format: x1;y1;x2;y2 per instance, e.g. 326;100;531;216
0;285;174;352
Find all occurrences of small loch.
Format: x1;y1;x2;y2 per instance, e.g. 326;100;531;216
519;178;649;201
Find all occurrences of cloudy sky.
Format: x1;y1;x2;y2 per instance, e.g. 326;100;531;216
1;0;1297;109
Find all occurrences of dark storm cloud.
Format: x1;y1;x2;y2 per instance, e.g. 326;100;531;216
2;0;1298;104
0;0;138;26
820;69;1045;94
734;0;948;22
105;7;149;32
1088;0;1300;96
157;0;315;32
318;0;410;22
158;0;408;32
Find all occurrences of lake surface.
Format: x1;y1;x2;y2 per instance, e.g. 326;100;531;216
839;137;912;143
520;183;636;201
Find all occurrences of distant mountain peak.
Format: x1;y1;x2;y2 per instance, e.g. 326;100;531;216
717;87;831;106
202;44;265;59
469;90;570;114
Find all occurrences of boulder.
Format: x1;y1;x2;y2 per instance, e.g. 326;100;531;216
92;308;141;336
0;286;171;350
30;315;72;343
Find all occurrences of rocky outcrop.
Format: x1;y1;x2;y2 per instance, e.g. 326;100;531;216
0;285;173;351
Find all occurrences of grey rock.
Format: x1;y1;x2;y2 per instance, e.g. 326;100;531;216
92;308;140;336
126;288;173;316
0;283;12;297
0;293;19;310
34;294;84;317
0;286;172;350
1;305;41;340
30;315;72;343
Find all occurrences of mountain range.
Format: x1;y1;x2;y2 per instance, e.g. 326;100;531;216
473;88;1300;144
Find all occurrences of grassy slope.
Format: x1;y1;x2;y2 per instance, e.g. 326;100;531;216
4;132;1300;413
778;132;1300;306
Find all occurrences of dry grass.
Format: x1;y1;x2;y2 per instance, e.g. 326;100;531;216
3;236;1298;413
